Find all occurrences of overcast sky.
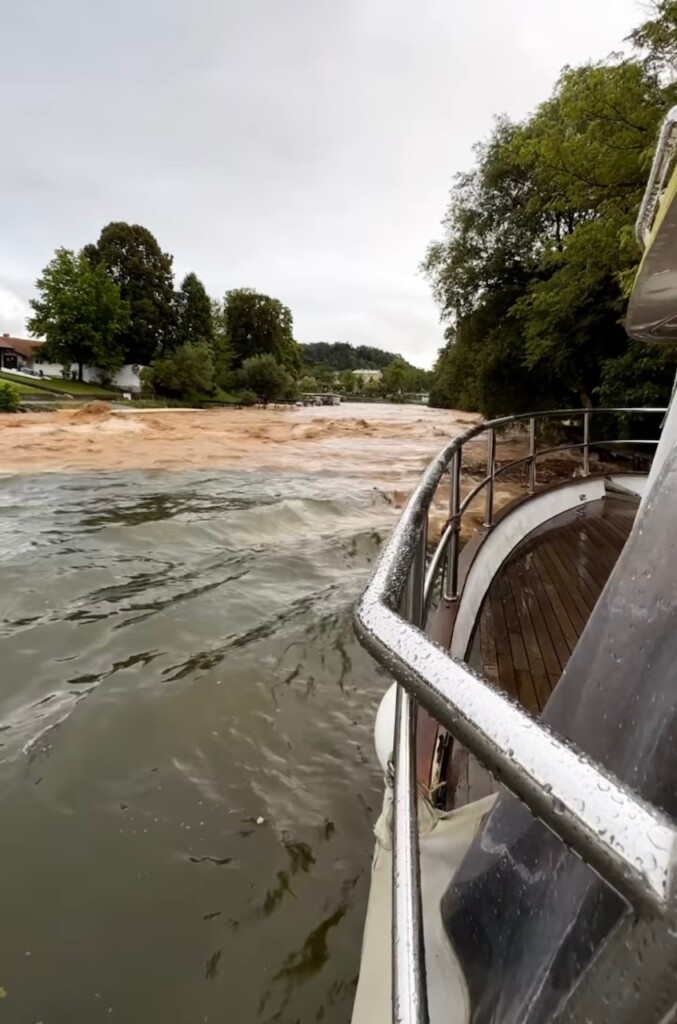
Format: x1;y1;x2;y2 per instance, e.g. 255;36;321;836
1;0;645;367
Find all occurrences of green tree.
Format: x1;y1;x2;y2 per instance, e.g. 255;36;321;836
424;51;676;416
340;369;356;392
382;358;413;396
224;289;301;374
364;379;385;398
411;368;434;392
210;299;234;389
630;1;677;79
298;374;318;393
241;354;291;405
142;341;215;402
85;222;175;365
0;381;21;412
173;273;213;349
28;248;129;381
300;341;401;371
313;365;336;390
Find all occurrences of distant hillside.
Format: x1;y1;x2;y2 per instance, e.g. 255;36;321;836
300;341;402;371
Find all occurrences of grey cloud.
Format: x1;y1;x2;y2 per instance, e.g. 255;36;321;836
1;0;640;365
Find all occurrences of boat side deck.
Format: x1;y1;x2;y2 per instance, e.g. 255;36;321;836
446;494;638;807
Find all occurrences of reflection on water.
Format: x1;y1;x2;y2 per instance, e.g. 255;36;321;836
0;467;395;1023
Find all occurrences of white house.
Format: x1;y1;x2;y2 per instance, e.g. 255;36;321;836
34;358;146;394
0;333;145;394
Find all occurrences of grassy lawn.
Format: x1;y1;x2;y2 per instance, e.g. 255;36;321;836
0;374;54;393
0;371;118;398
0;374;48;395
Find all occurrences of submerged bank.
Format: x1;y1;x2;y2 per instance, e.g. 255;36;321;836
0;403;479;476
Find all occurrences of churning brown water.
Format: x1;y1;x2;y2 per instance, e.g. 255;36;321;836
0;404;477;1023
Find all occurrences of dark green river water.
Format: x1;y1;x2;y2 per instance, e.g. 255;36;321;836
0;469;396;1023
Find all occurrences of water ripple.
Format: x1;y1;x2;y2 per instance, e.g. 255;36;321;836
0;468;391;1024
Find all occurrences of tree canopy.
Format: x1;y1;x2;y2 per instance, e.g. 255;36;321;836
85;222;175;365
241;353;292;404
224;289;301;374
142;341;215;403
173;272;213;350
26;217;428;404
300;341;401;371
28;248;129;380
425;12;677;416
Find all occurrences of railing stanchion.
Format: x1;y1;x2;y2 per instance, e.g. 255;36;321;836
484;428;496;528
394;523;429;1024
445;451;461;601
405;522;427;628
528;417;536;494
583;410;591;477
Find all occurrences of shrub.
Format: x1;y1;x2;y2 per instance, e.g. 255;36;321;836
0;381;21;412
241;354;291;405
142;341;215;402
235;390;258;407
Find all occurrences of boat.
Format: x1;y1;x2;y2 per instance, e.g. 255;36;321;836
351;107;677;1024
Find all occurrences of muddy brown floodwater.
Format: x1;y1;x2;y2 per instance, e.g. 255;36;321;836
0;401;536;1024
0;401;479;476
0;402;527;540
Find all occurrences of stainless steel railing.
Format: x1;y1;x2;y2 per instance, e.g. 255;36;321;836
353;406;675;1024
431;407;664;610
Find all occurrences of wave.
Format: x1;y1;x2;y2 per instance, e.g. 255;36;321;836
214;494;395;550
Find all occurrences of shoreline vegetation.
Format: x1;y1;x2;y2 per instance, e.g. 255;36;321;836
8;10;677;430
20;226;432;411
424;2;677;418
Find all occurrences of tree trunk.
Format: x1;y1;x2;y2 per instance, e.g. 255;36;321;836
78;362;84;382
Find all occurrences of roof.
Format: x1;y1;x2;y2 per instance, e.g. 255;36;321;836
0;334;44;358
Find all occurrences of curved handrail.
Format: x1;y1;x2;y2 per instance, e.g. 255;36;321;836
432;407;664;606
636;105;677;249
353;406;673;1024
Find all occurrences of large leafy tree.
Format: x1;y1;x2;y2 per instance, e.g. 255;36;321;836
382;357;413;396
424;50;677;416
223;289;301;374
28;248;129;380
210;298;234;389
630;1;677;78
85;222;175;365
173;272;213;349
340;369;356;392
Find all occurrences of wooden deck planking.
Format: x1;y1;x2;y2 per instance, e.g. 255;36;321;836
526;556;577;664
505;561;561;678
467;497;637;709
446;496;637;809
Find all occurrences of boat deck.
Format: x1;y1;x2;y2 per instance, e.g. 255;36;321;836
446;494;638;807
